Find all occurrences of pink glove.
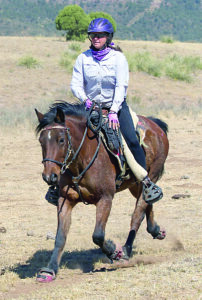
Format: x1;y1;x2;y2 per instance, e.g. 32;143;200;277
108;111;119;130
84;99;93;110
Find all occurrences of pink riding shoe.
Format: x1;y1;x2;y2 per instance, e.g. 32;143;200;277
36;267;55;283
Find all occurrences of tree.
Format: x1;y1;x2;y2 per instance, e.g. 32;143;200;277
55;5;90;41
88;12;117;33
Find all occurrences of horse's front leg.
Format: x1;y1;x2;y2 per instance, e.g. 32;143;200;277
92;196;122;262
36;197;75;283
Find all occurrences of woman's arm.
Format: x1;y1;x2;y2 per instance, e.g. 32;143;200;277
70;54;88;102
110;53;129;113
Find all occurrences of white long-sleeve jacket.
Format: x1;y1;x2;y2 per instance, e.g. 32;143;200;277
71;49;129;113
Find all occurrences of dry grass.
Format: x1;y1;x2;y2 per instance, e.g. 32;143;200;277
0;37;201;299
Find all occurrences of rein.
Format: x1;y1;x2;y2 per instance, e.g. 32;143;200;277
41;117;102;204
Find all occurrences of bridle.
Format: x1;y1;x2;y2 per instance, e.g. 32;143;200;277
41;121;101;204
42;125;73;174
41;125;89;175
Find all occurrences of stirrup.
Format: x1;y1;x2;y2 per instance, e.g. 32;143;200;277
45;185;59;206
142;180;163;204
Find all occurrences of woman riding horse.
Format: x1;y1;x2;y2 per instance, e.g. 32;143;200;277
70;17;163;204
35;18;169;283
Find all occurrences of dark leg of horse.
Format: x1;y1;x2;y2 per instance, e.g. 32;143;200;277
36;198;75;282
92;197;121;261
122;189;148;259
146;205;166;240
145;164;166;239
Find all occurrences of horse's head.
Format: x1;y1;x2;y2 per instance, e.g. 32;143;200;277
35;101;87;186
35;106;69;185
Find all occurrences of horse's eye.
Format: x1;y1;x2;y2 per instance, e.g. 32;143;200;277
59;138;65;144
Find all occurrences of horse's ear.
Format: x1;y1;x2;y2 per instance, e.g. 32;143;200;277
55;108;65;124
35;109;44;122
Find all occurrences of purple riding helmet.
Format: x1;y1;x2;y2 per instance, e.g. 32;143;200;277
88;18;114;34
88;18;114;46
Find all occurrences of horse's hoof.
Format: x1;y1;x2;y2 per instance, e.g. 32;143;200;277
36;267;56;283
109;243;130;263
154;228;166;240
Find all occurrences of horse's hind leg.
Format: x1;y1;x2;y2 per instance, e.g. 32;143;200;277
146;162;166;239
146;204;166;240
122;190;148;259
36;198;75;282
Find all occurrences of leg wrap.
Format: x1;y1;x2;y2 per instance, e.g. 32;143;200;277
123;230;136;259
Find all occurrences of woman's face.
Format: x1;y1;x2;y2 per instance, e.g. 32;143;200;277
89;32;108;49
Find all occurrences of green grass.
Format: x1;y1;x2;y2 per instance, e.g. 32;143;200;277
59;52;76;73
126;51;163;77
17;55;40;68
125;51;202;82
164;54;202;82
59;43;82;73
68;42;82;52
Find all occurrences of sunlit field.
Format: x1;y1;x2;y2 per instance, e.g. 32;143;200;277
0;36;201;299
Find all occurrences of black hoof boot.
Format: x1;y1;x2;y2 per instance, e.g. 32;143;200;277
45;185;59;206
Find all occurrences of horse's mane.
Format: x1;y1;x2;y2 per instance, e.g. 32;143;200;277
36;100;87;134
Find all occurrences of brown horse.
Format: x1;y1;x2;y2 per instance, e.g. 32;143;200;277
35;101;169;282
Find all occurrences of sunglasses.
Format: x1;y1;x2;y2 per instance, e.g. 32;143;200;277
89;32;108;39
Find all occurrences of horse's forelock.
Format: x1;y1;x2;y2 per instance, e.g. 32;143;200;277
35;101;86;135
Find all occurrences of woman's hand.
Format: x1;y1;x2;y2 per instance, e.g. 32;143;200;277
84;99;93;110
108;111;119;130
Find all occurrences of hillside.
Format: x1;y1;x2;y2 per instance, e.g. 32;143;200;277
0;0;201;41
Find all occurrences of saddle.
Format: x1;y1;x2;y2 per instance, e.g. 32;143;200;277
88;107;147;189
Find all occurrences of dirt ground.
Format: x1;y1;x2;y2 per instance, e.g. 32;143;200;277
0;37;201;299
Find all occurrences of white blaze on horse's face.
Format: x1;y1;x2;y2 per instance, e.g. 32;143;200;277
48;130;52;140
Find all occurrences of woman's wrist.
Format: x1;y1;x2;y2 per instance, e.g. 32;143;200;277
109;110;117;114
83;98;89;104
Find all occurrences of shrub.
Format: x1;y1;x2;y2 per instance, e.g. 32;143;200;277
17;56;40;68
183;56;202;71
55;5;90;41
126;51;201;82
59;41;83;73
69;42;82;52
163;54;201;82
126;52;162;77
59;50;78;73
160;35;175;43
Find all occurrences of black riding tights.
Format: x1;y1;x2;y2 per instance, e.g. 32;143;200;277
118;100;146;170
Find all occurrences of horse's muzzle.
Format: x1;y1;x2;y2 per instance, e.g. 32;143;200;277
42;172;59;185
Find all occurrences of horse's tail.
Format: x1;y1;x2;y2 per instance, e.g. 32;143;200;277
148;117;168;136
